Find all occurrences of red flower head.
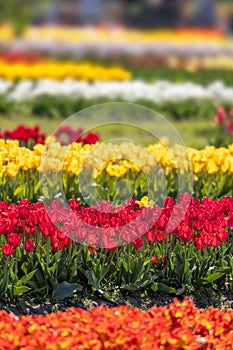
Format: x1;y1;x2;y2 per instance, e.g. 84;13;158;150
82;132;100;145
161;256;166;264
18;199;30;219
7;233;22;247
145;229;156;243
178;224;194;242
25;239;35;252
194;236;205;250
225;120;233;136
214;106;226;125
216;228;228;242
2;244;14;256
133;237;144;250
211;236;220;248
152;255;158;264
228;108;233;119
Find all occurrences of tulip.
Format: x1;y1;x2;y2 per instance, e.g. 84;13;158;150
2;244;14;256
25;239;35;252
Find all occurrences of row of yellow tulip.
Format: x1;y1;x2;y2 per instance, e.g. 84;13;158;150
0;60;131;81
0;25;227;43
1;139;233;178
167;55;233;71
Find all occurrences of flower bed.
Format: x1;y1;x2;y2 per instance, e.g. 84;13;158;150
0;125;46;147
0;125;100;148
1;26;232;58
121;54;233;72
0;51;44;63
0;298;233;349
1;79;232;104
0;195;233;298
1;24;233;344
0;79;232;119
0;60;131;81
1;140;233;201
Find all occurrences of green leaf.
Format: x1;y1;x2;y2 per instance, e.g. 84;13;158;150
14;184;25;196
176;284;186;296
34;179;41;194
97;289;117;304
15;270;37;287
34;268;45;287
134;275;152;289
48;275;58;294
158;283;176;294
27;280;40;291
54;281;83;300
86;270;99;290
8;285;30;296
174;252;185;282
41;186;49;200
150;282;158;292
203;272;225;284
120;283;137;292
21;262;28;275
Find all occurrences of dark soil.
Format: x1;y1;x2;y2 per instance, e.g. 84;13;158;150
1;287;233;316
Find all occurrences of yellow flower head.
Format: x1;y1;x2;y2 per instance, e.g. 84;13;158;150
136;196;154;208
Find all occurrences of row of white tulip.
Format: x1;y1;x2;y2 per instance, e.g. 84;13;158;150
3;40;233;58
1;79;233;104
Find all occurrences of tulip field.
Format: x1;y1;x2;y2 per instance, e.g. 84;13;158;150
1;26;233;349
1;298;233;349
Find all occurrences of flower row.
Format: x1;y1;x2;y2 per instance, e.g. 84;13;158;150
0;61;131;81
1;139;233;201
0;26;223;41
2;50;233;71
0;125;46;146
0;125;100;147
1;298;233;349
1;79;232;104
0;50;44;63
1;139;233;178
0;195;233;255
124;54;233;72
1;196;233;297
2;25;232;57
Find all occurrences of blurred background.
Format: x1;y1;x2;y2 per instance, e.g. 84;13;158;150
0;0;233;149
0;0;232;33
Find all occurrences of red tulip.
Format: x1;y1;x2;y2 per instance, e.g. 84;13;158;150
7;233;21;247
161;256;166;264
2;244;14;256
152;255;158;264
25;239;35;252
133;237;144;250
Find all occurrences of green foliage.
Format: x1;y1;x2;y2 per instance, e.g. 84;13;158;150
0;95;230;120
1;233;233;300
1;166;233;204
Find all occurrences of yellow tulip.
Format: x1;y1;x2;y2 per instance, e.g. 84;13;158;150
0;60;131;81
136;196;154;208
5;162;20;177
0;140;233;180
206;159;219;174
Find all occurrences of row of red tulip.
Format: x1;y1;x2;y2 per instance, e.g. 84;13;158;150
0;194;232;255
0;124;100;147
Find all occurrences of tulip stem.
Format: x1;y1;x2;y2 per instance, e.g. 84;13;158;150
46;237;50;268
